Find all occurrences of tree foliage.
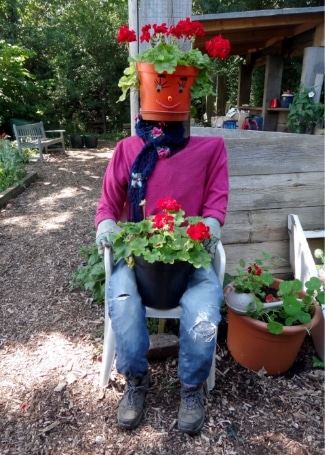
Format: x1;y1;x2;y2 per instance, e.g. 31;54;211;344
0;0;322;132
0;0;129;133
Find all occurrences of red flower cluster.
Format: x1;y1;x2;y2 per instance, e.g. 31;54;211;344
117;24;136;43
168;18;205;40
152;213;175;231
157;197;181;212
247;263;263;276
139;18;205;43
186;222;210;242
117;19;230;60
205;35;231;59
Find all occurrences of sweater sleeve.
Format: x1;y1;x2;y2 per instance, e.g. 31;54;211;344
200;137;229;225
95;138;137;227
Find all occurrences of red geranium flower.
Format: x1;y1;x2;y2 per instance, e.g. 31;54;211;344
152;213;175;231
247;263;263;276
153;22;168;36
171;18;205;40
205;34;231;59
117;25;136;43
157;198;181;213
186;222;210;242
140;24;151;43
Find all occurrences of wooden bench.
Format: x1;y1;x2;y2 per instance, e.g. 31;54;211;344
13;122;65;163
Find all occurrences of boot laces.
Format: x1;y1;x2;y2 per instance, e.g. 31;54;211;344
125;381;148;405
182;388;203;410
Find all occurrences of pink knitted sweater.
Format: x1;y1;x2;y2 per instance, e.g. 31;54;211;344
95;135;229;227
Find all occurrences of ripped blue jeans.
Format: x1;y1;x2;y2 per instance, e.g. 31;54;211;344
107;259;223;385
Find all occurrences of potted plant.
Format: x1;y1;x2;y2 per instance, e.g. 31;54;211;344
111;197;214;309
224;253;324;374
116;18;231;121
286;86;324;134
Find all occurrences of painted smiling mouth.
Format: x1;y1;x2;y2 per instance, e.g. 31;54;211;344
156;100;181;109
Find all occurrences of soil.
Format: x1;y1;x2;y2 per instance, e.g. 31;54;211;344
0;143;324;455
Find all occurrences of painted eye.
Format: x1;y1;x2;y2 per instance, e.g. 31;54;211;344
178;77;187;94
154;75;168;92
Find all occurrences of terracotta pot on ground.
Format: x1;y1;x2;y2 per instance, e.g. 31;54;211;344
225;278;322;374
136;62;199;122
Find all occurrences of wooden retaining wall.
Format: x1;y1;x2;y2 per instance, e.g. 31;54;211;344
191;127;325;277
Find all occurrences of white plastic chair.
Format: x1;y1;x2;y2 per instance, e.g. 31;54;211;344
99;242;226;391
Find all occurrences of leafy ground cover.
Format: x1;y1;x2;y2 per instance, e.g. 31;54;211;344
0;143;324;455
0;138;27;191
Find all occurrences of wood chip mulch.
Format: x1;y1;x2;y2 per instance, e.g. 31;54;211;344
0;143;324;455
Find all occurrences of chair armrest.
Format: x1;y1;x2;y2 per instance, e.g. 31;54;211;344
45;129;66;138
45;129;66;133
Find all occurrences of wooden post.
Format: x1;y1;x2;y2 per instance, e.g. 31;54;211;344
237;63;253;107
300;47;324;102
127;0;192;133
128;0;139;136
216;75;227;115
262;54;283;131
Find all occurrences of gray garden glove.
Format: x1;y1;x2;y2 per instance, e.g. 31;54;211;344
96;219;121;254
203;217;221;256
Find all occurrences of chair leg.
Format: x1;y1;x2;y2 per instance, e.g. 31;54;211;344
38;145;43;163
99;318;116;388
206;326;218;391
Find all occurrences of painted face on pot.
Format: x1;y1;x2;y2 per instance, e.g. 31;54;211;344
137;63;199;121
153;73;190;110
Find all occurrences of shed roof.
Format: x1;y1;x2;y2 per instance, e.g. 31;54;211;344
192;7;324;60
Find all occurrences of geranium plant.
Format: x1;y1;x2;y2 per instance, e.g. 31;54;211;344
111;197;213;269
116;18;231;101
229;252;325;334
232;252;275;301
286;86;324;134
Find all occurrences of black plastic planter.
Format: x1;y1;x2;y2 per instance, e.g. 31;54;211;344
70;134;84;148
84;135;98;148
134;257;192;309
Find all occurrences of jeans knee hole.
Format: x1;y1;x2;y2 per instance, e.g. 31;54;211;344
192;321;216;342
117;294;130;301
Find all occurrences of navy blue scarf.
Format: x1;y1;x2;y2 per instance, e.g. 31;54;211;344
128;116;189;221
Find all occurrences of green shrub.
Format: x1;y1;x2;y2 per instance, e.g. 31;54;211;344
0;138;27;191
71;242;105;304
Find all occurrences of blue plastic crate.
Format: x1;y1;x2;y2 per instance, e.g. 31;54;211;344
223;120;237;129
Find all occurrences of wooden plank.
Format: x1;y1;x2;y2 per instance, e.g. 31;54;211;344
0;172;38;208
222;206;325;244
227;172;323;211
190;128;324;276
224;240;291;276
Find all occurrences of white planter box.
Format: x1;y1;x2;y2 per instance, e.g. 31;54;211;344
288;214;325;361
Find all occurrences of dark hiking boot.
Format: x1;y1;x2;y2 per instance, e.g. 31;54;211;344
178;383;205;434
117;373;150;429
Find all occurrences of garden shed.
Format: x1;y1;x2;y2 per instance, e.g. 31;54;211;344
192;7;325;131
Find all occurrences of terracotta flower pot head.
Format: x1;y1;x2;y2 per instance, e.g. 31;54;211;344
137;62;199;122
116;19;231;111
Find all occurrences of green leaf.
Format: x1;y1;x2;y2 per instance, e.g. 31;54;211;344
267;320;283;335
283;295;302;315
297;311;311;324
